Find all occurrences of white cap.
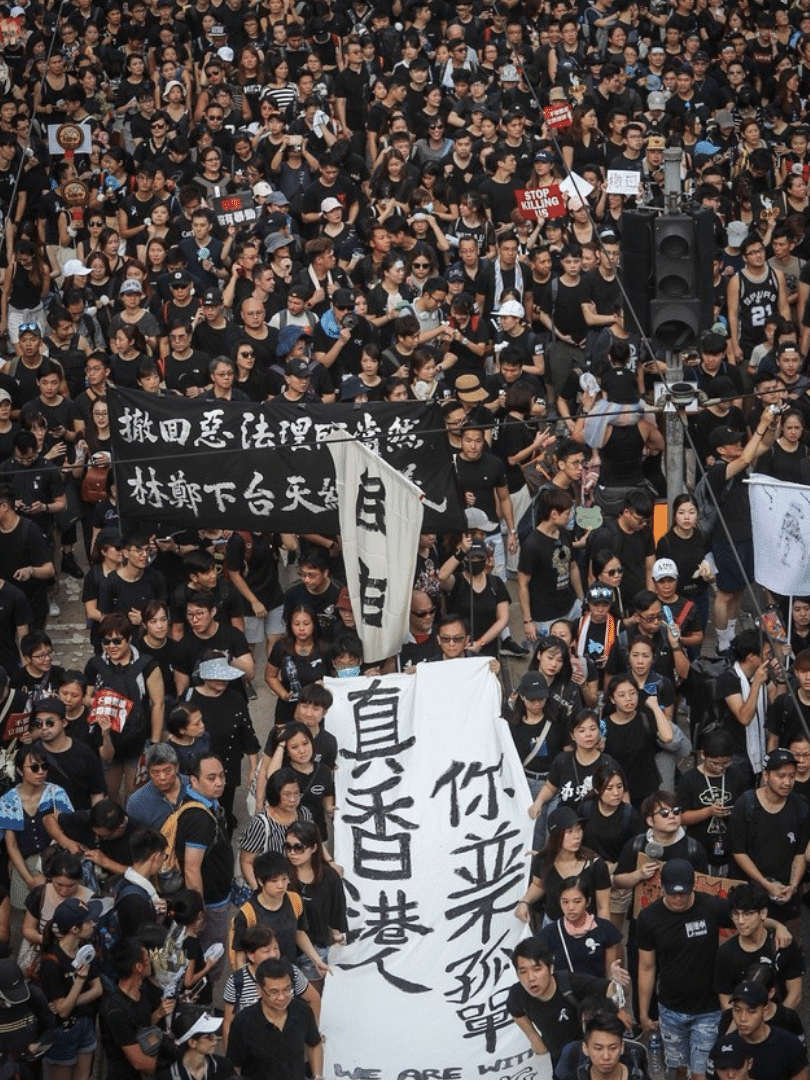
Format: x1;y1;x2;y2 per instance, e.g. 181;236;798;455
63;259;91;276
497;299;525;319
652;558;679;581
321;196;342;212
253;181;272;197
217;46;234;62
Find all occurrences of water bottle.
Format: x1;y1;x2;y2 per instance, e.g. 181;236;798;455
647;1032;664;1077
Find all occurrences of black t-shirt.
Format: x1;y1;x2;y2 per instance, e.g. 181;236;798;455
637;893;732;1013
587;521;654;608
225;531;283;611
518;527;578;621
581;801;645;863
506;973;609;1066
101;569;167;616
766;692;810;749
175;797;233;905
676;764;750;864
714;927;804;1003
39;944;101;1021
603;711;660;805
538;916;622;978
705;460;751;543
729;790;810;887
99;983;162;1080
447;573;509;656
35;737;106;812
185;686;260;785
548;750;621;808
0;579;31;672
707;1022;807;1080
174;623;251;678
282;580;342;635
529;852;612;921
655;529;710;602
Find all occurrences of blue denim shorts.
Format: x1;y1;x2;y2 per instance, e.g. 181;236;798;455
44;1015;97;1064
658;1005;722;1075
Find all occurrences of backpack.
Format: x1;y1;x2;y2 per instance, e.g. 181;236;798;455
221;530;255;583
694;470;734;537
160;800;219;876
80;463;109;504
688;650;735;740
87;652;152;755
227;891;303;969
96;879;150;990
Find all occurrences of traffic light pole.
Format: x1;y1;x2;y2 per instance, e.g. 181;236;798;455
664;349;685;507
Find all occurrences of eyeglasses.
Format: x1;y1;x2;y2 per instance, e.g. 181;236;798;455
429;123;444;129
261;986;293;997
102;636;125;645
654;806;681;818
639;612;663;622
31;650;53;660
127;545;150;554
26;761;49;771
412;607;435;616
283;842;308;853
439;634;466;644
31;720;57;729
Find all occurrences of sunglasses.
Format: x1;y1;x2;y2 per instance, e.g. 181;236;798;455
439;634;465;644
333;304;352;311
31;720;57;729
655;806;681;818
102;636;125;645
412;607;435;616
19;322;40;333
283;842;308;853
412;261;430;268
26;761;49;771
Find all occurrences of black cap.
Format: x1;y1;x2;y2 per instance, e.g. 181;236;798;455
729;980;768;1008
0;960;30;1004
711;1034;751;1069
764;748;797;770
661;858;695;895
516;671;550;700
709;426;745;452
32;696;66;719
547;806;583;833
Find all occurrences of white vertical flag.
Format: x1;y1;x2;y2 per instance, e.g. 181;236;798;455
327;431;424;663
746;474;810;595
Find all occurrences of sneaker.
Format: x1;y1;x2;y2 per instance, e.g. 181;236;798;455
48;601;62;618
500;636;530;657
61;552;85;579
246;681;258;701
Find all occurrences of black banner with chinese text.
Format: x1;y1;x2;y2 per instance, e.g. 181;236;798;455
108;389;464;533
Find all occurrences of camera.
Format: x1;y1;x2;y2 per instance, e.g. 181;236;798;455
341;313;359;330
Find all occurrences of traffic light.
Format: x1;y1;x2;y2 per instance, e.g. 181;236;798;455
649;210;714;351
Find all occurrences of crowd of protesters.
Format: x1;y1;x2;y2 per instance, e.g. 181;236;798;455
0;0;810;1078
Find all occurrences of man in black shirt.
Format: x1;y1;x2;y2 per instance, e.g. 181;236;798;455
507;938;612;1068
587;488;656;607
0;485;55;630
99;941;166;1080
454;424;517;579
173;591;253;697
637;859;731;1080
30;696;105;812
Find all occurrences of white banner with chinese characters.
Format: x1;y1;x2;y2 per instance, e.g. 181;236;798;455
321;660;548;1080
327;432;423;663
746;474;810;595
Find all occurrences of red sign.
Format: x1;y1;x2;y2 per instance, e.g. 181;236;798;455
88;687;132;733
2;711;29;741
515;185;566;221
543;103;573;130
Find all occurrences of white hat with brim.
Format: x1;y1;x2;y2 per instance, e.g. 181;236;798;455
198;657;244;681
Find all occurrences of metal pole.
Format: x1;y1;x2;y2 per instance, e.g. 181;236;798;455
664;349;685;507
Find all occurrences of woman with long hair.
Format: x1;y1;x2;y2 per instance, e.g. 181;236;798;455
602;673;673;807
262;54;297;112
516;806;611;928
235;45;265;121
3;745;73;909
265;605;326;725
580;764;642;928
285;820;347;992
405;241;440;295
759;406;810;483
263;723;334;840
562;105;606;175
18;850;95;976
1;236;50;350
528;634;584;736
368;149;415;219
138;599;180;707
451;192;496;258
81;529;122;649
656;493;713;632
109;324;151;388
408;348;440;401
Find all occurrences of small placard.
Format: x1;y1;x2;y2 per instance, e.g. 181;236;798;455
515;184;566;221
47;124;93;155
606;169;643;195
543;103;573;130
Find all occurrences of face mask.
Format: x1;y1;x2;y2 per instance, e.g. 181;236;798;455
468;559;487;575
337;665;361;678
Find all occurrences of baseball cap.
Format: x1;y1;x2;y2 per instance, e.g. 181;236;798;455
63;259;91;276
169;270;191;287
285;358;310;377
465;507;497;531
497;299;525;318
500;64;519;81
119;279;143;295
0;389;11;404
332;287;355;308
339;375;366;401
454;374;488;402
252;181;272;198
587;584;614;604
764;748;797;771
19;323;41;337
660;859;695;895
268;191;290;205
534;149;554;163
694;139;722;156
652;558;678;581
0;960;30;1005
336;587;353;612
715;109;735;128
201;288;222;306
726;221;749;247
647;91;666;110
321;196;342;212
709;426;745;451
711;1034;751;1069
516;671;550;700
729;980;769;1008
277;325;309;357
53;897;104;933
32;696;66;718
548;805;583;832
446;266;465;282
